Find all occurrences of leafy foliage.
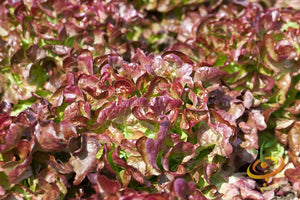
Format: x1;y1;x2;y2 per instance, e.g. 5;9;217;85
0;0;300;199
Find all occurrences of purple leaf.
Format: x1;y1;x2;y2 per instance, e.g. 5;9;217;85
114;79;135;98
173;178;196;200
26;45;46;62
243;90;253;109
265;33;278;61
37;169;61;200
194;66;226;83
97;98;133;124
261;9;280;31
145;117;170;169
162;50;194;65
285;100;300;115
250;109;267;131
275;40;297;61
0;122;23;153
52;45;71;55
204;163;218;184
220;175;264;200
97;175;121;194
68;134;101;185
34;120;66;152
8;156;33;184
208;122;234;158
77;74;115;100
77;49;93;75
63;85;85;103
285;168;300;184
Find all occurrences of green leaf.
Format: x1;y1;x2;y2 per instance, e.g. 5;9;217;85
64;36;75;47
54;102;68;123
156;150;164;171
170;122;188;141
251;148;259;155
107;148;121;180
258;131;284;158
168;152;185;171
35;89;52;98
28;64;49;88
264;141;273;148
281;21;299;32
214;54;228;67
7;73;23;86
0;172;10;191
11;97;36;116
210;173;226;189
96;147;104;159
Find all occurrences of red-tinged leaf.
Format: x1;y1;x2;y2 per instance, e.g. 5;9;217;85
173;178;196;200
120;168;131;188
243;90;253;109
114;79;135;98
285;100;300;115
78;101;91;119
145;193;169;200
275;40;297;61
149;96;182;120
136;136;160;176
220;175;264;200
97;99;132;124
69;134;101;185
258;73;275;93
37;177;61;200
63;85;85;103
265;33;278;61
52;45;71;55
78;74;115;100
285;167;300;184
288;121;300;167
0;123;23;153
26;45;46;62
14;3;27;25
62;102;80;120
261;9;280;31
171;79;184;98
63;57;78;72
112;147;127;168
227;102;245;121
0;115;12;129
7;30;21;57
94;54;118;73
97;175;121;194
194;66;225;83
204;163;218;184
128;166;151;187
250;109;267;131
0;185;4;196
47;159;73;174
162;50;194;65
78;49;93;75
59;120;78;139
34;120;66;152
7;155;33;184
64;22;85;37
122;62;145;82
49;87;64;107
145;117;170;169
143;76;170;98
14;140;32;161
208;122;234;158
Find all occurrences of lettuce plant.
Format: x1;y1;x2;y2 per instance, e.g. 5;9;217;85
0;0;300;199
